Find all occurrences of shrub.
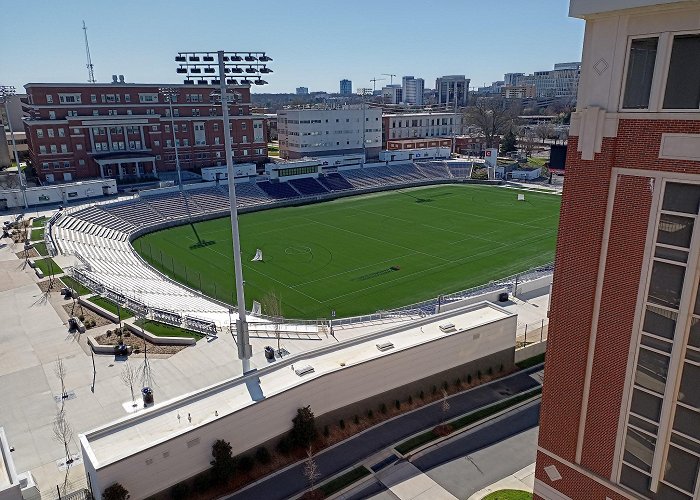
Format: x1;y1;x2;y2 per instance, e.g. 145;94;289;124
454;378;461;388
353;414;360;425
277;437;292;455
210;439;235;483
123;331;130;337
442;381;449;391
477;370;482;380
432;385;438;395
339;419;345;430
367;409;374;419
467;374;472;384
193;473;209;493
487;367;493;376
169;483;189;500
78;315;85;322
419;390;425;400
323;425;329;437
106;330;112;336
289;406;317;448
238;454;253;473
102;483;129;500
395;399;400;410
380;403;387;414
408;395;413;405
500;363;504;373
255;446;271;465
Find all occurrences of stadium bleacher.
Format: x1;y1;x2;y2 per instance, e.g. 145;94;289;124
257;181;301;199
317;173;354;192
288;177;329;196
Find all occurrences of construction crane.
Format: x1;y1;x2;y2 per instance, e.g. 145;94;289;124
369;77;386;92
382;73;397;85
82;20;96;83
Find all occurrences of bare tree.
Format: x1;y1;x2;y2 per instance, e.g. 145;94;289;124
54;357;67;411
534;123;555;144
262;290;283;356
52;409;74;493
519;128;537;158
441;389;450;423
463;98;518;149
303;446;321;495
120;362;139;407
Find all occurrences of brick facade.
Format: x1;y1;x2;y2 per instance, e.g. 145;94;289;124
22;83;267;182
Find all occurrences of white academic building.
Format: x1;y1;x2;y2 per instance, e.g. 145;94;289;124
277;106;382;160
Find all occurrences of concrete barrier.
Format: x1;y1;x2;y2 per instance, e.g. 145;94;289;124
515;340;547;363
123;322;196;346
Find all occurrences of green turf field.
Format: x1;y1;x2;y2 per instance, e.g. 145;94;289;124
133;185;560;319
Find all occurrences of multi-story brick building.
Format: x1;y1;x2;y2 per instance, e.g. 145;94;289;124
535;1;700;499
382;111;465;148
22;81;267;183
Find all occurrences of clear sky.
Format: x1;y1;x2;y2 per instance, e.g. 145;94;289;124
1;0;584;94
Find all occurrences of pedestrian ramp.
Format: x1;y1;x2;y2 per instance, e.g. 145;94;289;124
375;461;458;500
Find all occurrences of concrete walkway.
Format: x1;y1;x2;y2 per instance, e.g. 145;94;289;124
468;463;535;500
377;462;457;500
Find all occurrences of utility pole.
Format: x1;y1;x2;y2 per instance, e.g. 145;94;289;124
357;88;372;165
0;86;28;209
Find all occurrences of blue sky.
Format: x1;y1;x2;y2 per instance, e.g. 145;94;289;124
1;0;584;94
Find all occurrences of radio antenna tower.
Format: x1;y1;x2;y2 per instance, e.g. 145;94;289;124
82;20;96;83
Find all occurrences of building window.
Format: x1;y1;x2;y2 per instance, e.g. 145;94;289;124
46;95;53;103
58;128;65;137
93;110;99;116
49;111;56;120
622;37;659;109
76;144;82;150
663;34;700;109
90;94;97;103
50;145;57;153
124;94;131;103
79;159;85;166
39;145;46;154
60;144;68;153
36;129;44;138
48;129;54;138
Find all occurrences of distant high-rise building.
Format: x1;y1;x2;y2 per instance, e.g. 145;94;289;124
401;76;424;105
381;84;402;105
339;79;352;95
435;75;470;107
504;72;524;87
513;62;581;101
296;87;309;95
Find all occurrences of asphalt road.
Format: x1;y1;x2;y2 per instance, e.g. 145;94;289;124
341;401;540;500
224;367;541;500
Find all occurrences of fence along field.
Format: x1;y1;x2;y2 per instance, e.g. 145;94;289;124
134;185;561;319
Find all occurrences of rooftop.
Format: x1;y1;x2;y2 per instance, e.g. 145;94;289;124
82;302;513;468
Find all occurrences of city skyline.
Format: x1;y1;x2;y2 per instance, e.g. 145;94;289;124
0;0;584;94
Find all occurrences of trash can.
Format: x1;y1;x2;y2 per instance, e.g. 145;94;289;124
498;292;509;302
264;346;275;360
142;387;154;406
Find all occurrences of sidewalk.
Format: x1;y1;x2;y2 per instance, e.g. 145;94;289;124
467;463;535;500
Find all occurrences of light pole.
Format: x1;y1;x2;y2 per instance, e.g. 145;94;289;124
158;88;183;190
0;86;28;209
175;50;273;373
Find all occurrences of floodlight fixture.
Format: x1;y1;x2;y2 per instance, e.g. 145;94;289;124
244;54;257;61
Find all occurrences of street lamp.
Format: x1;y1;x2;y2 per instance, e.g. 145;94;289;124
175;50;273;373
158;88;183;190
357;88;372;165
0;86;28;209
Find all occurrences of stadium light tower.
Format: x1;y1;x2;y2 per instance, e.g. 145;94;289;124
175;50;273;373
0;86;28;209
158;88;183;190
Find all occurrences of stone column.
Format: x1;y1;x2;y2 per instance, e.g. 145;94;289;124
99;162;104;178
118;162;124;179
151;159;157;177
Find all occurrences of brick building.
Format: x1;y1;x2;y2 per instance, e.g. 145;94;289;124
22;81;267;183
535;1;700;499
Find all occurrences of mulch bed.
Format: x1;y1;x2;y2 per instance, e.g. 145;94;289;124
61;302;113;328
94;330;186;356
16;248;39;259
37;278;63;294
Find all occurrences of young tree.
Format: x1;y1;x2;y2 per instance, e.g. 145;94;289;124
534;122;555;144
303;446;321;495
463;98;517;149
261;290;283;356
120;362;138;407
500;129;517;155
102;483;130;500
54;357;67;411
290;406;318;448
210;439;235;484
441;389;451;423
52;409;74;493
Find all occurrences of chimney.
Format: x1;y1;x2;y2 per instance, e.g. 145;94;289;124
119;75;125;83
111;75;118;83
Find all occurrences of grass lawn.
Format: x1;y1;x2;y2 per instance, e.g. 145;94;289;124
60;275;92;296
34;258;63;276
32;227;44;241
134;185;560;319
527;157;547;167
33;241;48;256
31;216;47;228
482;490;533;500
319;466;371;496
395;387;542;455
515;352;545;369
134;318;203;340
87;296;134;319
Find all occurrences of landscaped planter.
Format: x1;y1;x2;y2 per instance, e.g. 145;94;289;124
78;296;120;323
87;336;133;355
124;322;196;346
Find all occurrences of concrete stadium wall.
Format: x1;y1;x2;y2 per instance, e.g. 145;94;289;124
515;339;547;364
514;275;553;297
83;311;516;499
440;289;509;312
